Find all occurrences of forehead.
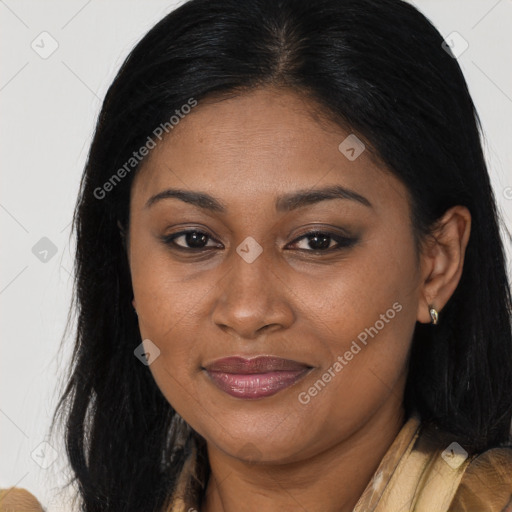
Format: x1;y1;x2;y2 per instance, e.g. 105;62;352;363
130;87;406;215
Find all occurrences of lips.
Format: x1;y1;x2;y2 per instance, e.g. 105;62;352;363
203;356;312;399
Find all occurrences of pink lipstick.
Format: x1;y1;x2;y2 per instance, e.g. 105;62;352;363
203;356;312;399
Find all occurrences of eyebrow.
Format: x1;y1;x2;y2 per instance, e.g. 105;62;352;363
145;184;373;212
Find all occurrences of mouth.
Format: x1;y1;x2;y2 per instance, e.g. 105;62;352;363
202;356;313;399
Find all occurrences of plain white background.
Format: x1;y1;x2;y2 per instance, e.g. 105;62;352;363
1;1;511;510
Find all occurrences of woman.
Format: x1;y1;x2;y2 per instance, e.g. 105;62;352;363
45;0;512;510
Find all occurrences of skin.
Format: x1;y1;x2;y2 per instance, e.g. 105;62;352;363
126;86;471;512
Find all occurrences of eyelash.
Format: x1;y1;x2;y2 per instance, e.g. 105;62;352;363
160;229;358;254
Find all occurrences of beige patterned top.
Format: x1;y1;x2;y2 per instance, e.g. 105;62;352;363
166;415;512;512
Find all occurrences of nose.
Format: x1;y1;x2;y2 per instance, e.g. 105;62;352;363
211;243;295;341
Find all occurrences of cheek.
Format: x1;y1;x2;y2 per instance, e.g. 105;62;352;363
132;282;206;426
130;224;207;339
291;228;418;419
129;239;222;423
289;298;416;458
295;222;419;344
133;271;203;357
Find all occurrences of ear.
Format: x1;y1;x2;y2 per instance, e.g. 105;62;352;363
416;205;471;324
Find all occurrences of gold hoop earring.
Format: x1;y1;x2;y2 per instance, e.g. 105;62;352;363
428;305;438;325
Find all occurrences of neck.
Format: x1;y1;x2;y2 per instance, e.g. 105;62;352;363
201;400;406;512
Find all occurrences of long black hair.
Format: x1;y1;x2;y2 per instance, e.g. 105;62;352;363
49;0;512;510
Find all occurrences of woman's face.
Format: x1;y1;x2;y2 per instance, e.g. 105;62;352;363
128;86;424;463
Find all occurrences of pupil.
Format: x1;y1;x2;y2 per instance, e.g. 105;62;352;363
309;234;330;250
187;232;207;248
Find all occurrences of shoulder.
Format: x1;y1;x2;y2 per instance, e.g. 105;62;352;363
449;446;512;511
0;487;45;511
403;418;512;511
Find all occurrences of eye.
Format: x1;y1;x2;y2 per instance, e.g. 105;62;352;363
160;228;357;254
287;230;358;252
161;230;222;251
